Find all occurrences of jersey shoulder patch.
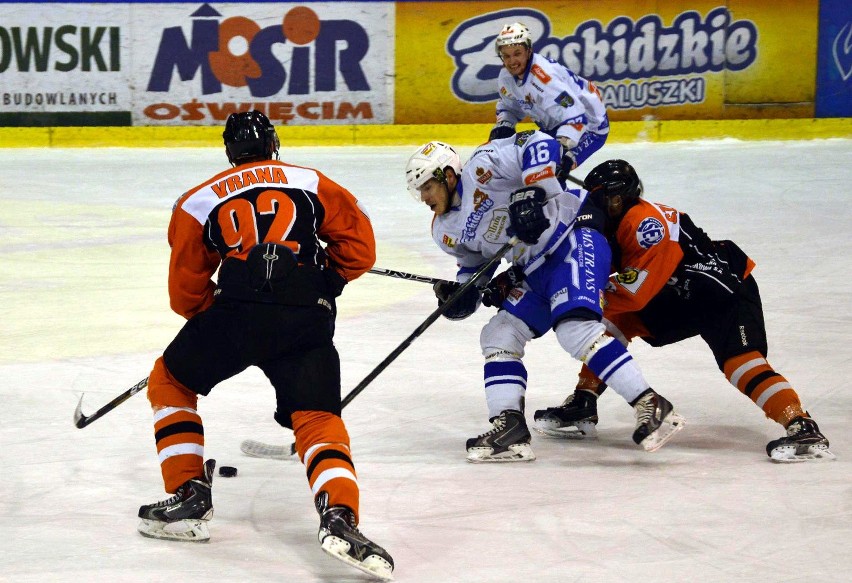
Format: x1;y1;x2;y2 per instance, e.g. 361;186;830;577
514;130;535;146
635;217;666;249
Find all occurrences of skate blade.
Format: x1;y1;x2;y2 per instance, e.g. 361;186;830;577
533;420;597;439
137;518;210;542
466;443;536;463
769;443;836;463
641;413;685;452
321;535;394;581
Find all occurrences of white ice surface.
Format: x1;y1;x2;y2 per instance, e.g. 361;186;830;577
1;139;850;582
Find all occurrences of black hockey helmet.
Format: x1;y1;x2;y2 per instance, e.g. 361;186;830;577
223;110;280;165
584;159;643;207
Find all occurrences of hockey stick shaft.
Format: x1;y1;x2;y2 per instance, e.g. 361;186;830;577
73;376;148;428
275;238;519;456
340;237;518;410
368;267;450;286
563;172;586;189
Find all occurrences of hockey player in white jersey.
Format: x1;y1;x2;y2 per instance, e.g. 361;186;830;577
405;133;684;462
490;22;609;172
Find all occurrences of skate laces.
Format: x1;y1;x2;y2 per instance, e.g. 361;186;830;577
788;417;818;437
478;413;509;438
560;393;577;408
634;393;656;424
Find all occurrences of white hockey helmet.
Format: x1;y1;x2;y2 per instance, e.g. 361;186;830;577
495;22;532;54
405;141;461;200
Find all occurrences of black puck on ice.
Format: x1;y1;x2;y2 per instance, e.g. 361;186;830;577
218;465;238;478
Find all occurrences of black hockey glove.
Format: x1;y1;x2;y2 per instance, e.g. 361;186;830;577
323;267;347;297
489;124;516;141
482;265;525;308
508;186;550;244
556;152;576;183
434;280;481;320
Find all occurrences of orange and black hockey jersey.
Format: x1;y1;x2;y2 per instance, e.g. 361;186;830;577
167;160;376;319
605;199;755;318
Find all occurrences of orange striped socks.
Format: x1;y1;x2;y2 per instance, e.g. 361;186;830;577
723;351;805;427
292;410;360;522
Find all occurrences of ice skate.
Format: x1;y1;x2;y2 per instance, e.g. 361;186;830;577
631;390;684;452
315;492;394;581
137;459;215;542
466;409;536;462
533;389;599;439
766;416;835;462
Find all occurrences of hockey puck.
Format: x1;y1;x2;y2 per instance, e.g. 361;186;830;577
218;465;238;478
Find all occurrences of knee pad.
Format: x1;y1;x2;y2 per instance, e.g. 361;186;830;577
481;310;535;361
554;319;608;360
148;356;198;410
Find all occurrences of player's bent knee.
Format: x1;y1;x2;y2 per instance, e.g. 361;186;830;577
554;319;608;360
148;356;198;410
481;311;534;360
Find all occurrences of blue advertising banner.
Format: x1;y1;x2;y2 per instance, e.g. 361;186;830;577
816;0;852;117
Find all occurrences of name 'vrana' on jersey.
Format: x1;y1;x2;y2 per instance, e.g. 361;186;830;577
210;166;289;198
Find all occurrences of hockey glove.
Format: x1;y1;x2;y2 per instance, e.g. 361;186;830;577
482;265;525;308
323;267;347;297
434;281;481;320
508;186;550;244
556;152;576;183
489;124;516;141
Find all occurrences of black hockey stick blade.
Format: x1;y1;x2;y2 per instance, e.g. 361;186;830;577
74;376;149;428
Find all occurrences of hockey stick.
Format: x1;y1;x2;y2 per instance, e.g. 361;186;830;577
562;172;587;189
369;267;449;286
73;376;148;428
241;237;520;459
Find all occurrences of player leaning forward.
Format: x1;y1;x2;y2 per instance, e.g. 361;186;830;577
490;22;609;171
405;134;684;462
535;160;834;463
136;111;393;580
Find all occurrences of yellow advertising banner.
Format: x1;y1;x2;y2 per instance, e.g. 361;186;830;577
395;0;818;124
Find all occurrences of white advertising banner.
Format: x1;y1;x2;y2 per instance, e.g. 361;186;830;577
0;3;132;115
131;2;395;125
0;2;394;126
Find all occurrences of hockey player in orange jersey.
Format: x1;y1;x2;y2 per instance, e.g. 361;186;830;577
137;111;393;580
532;159;834;463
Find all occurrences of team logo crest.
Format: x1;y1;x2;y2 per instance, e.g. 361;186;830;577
615;267;648;294
473;188;489;210
616;268;640;284
442;234;456;247
554;90;574;108
636;217;665;248
422;143;437;156
514;130;534;146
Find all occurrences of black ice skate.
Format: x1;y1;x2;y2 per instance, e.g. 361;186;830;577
631;390;685;452
766;416;836;462
533;389;600;439
315;491;394;581
137;459;215;542
466;409;536;462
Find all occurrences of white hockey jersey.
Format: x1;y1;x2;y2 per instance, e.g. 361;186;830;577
495;53;609;147
431;131;585;282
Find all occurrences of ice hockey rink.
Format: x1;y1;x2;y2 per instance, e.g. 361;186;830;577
1;137;850;582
